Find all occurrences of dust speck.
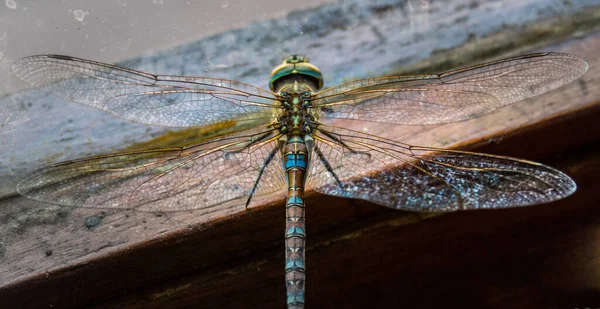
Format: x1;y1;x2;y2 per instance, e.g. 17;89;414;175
73;10;88;22
5;0;16;9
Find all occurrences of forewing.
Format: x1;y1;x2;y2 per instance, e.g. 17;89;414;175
314;53;588;125
12;55;281;127
17;127;286;213
308;125;575;212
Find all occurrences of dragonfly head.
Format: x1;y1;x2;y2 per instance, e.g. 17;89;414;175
269;55;324;92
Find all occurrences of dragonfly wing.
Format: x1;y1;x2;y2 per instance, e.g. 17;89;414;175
308;125;575;212
12;55;281;127
17;127;286;213
314;53;588;125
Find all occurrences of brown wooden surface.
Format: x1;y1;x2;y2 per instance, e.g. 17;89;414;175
2;108;599;309
1;29;599;309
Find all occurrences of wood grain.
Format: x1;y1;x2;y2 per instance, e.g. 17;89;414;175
1;20;599;309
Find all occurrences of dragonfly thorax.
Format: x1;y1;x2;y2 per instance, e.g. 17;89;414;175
276;81;320;135
269;55;324;135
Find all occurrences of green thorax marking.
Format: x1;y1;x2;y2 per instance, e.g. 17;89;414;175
278;82;317;135
271;56;323;137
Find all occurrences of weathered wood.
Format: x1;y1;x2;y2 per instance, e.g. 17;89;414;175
2;103;598;309
1;2;599;308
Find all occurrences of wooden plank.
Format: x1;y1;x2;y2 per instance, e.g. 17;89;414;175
2;98;598;309
1;3;599;309
1;35;598;308
93;148;599;309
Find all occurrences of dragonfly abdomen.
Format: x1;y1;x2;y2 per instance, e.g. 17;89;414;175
282;134;309;309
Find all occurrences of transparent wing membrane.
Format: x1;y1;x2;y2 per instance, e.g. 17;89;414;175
12;55;281;127
17;127;286;212
314;53;588;125
308;125;576;211
12;53;586;212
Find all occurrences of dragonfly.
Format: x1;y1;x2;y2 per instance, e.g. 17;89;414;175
12;52;588;309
